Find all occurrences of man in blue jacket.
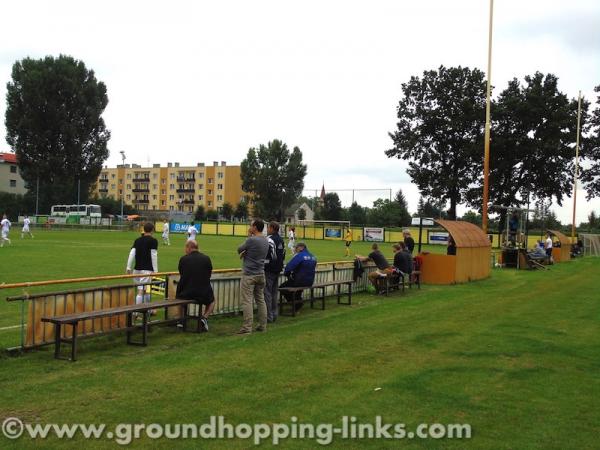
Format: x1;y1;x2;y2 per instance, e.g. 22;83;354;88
280;242;317;311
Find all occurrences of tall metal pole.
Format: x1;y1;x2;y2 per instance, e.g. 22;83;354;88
571;91;582;242
77;179;81;205
120;151;126;220
482;0;494;234
35;175;39;216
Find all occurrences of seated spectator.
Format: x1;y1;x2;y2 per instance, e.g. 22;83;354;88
392;242;413;277
279;242;317;311
176;240;215;331
447;236;457;255
356;243;394;293
529;241;547;259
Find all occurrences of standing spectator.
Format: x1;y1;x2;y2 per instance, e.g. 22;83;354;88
403;229;415;253
447;236;457;255
264;221;286;323
187;221;198;242
237;219;269;334
162;220;170;246
356;243;394;293
287;226;296;252
21;215;34;239
279;242;317;311
545;233;554;262
1;214;11;247
176;240;214;331
126;222;158;307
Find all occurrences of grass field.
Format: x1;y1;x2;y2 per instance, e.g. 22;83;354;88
1;230;599;449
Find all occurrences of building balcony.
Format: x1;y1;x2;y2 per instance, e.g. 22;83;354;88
98;188;108;193
177;199;195;205
176;188;195;193
176;177;196;182
132;188;150;193
134;199;150;204
132;177;150;182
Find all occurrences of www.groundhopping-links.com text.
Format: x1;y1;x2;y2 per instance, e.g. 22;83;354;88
2;416;471;445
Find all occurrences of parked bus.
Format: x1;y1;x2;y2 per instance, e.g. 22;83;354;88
50;204;102;218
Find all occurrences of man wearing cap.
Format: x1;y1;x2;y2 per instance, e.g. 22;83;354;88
279;242;317;312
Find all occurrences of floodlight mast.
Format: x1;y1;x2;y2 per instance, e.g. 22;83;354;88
120;151;126;220
482;0;494;234
571;91;582;243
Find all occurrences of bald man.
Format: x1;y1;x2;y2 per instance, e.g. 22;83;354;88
176;240;215;331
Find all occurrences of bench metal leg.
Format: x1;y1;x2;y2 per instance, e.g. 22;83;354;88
126;312;133;344
336;284;341;304
142;312;148;346
54;324;61;359
71;323;78;362
309;289;315;309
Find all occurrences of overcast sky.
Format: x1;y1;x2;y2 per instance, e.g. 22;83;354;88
1;0;599;224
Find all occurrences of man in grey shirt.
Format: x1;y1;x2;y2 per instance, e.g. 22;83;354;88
237;218;269;334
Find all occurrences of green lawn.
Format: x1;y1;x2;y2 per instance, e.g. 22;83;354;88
1;230;598;449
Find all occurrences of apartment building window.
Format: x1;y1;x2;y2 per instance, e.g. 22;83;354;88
198;195;203;201
153;195;157;200
153;184;157;189
112;174;116;179
161;189;166;195
170;173;175;179
10;166;17;173
169;195;174;200
161;178;166;185
126;194;131;200
10;180;16;187
198;173;204;179
198;184;204;189
153;173;158;179
170;184;175;189
127;184;131;189
208;178;213;184
169;206;174;211
119;189;123;195
217;172;224;179
208;189;212;195
217;184;223;190
217;195;223;201
161;200;166;206
127;174;131;179
119;179;123;184
111;184;116;189
208;201;212;207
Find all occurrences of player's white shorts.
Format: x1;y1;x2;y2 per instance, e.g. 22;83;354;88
187;236;197;242
133;269;153;290
22;226;30;233
1;231;8;239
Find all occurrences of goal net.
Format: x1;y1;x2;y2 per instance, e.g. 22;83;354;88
580;234;600;257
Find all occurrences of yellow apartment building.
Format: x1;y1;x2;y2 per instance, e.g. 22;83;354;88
94;161;246;214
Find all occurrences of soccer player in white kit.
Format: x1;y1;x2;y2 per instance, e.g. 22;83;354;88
162;220;170;245
287;226;296;253
21;215;34;239
187;222;198;242
1;214;11;247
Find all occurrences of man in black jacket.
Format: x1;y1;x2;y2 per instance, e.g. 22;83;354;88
264;221;286;323
176;240;214;331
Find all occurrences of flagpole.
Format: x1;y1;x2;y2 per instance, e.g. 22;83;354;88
571;91;582;242
482;0;494;234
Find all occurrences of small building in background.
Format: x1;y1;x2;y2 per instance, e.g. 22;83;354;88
0;152;27;195
284;202;315;223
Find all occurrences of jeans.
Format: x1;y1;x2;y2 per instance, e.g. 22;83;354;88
264;271;280;322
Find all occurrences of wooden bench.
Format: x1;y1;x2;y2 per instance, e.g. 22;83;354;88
279;280;353;316
41;299;195;361
375;272;406;296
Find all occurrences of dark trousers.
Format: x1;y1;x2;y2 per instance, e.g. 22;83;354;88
264;271;280;322
279;279;304;303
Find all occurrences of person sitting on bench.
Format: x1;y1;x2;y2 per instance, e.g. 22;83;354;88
176;240;215;331
392;242;413;280
528;240;547;260
279;242;317;311
356;243;394;294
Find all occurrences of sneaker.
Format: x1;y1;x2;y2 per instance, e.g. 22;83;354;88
200;317;209;332
236;328;251;335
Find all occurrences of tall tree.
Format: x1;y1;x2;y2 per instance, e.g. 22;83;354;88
386;66;487;219
347;201;367;225
220;202;233;221
394;189;412;226
320;192;343;221
234;201;248;221
467;73;588;229
367;198;411;227
5;55;110;212
582;85;600;198
194;205;206;221
416;195;446;219
240;139;307;220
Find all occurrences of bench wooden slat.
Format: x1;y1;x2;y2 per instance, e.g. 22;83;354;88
41;299;194;324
